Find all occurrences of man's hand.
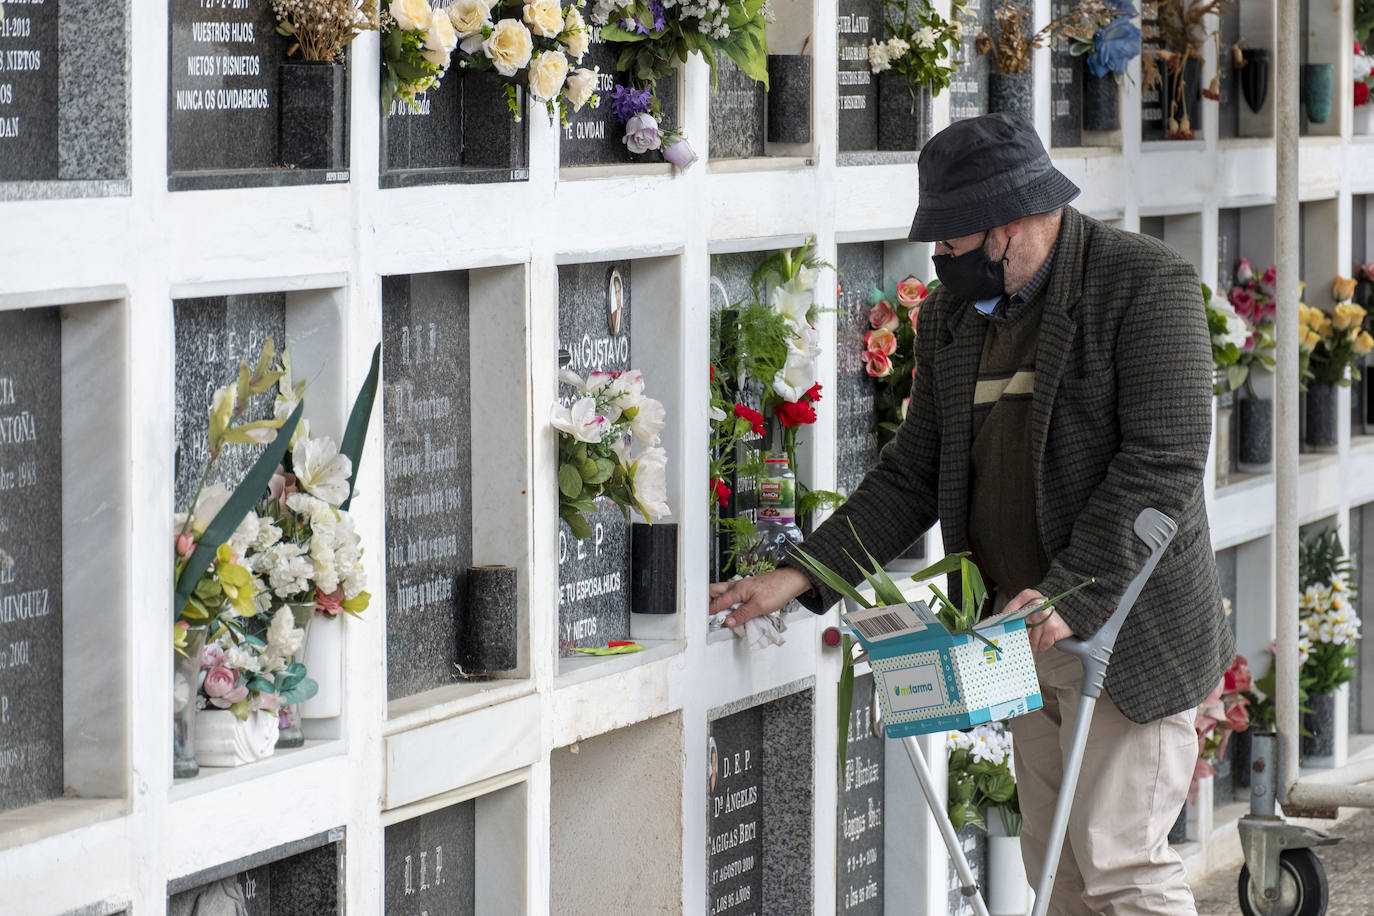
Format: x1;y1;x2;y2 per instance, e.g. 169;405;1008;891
708;567;812;629
1004;588;1075;654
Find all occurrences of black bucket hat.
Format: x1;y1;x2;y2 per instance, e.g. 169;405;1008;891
907;113;1080;242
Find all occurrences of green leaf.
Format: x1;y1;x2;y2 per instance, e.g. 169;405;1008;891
339;343;381;512
837;635;856;772
559;465;584;498
908;552;969;586
277;674;319;705
560;505;593;540
978;771;1016;803
789;545;873;609
960;556;988;621
174;401;305;618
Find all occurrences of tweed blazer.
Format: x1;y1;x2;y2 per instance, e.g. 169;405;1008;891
794;207;1233;723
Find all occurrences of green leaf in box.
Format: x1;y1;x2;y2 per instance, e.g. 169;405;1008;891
843;600;1044;737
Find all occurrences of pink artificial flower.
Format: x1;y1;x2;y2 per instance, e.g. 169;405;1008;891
201;644;227;669
900;397;910;419
897;278;929;306
1224;700;1250;733
1260;264;1277;296
861;350;893;378
316;586;345;617
1229;287;1256;318
864;328;898;356
1235;258;1254;285
203;666;248;708
909;306;921;335
175;531;196;562
269;467;298;503
1360;261;1374;283
1223;654;1253;693
1242;331;1257;353
868;300;900;332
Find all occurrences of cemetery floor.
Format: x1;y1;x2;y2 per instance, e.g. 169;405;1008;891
1191;807;1374;915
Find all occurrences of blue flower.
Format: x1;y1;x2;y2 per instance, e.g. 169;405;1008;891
1087;16;1141;77
609;85;654;123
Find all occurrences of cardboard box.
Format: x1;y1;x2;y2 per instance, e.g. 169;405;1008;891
843;600;1043;738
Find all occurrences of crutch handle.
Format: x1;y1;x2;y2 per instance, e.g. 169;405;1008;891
1053;507;1178;699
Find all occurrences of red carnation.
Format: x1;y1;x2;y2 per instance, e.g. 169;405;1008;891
1357;81;1370;107
710;477;733;507
802;383;823;403
775;399;817;427
733;403;766;435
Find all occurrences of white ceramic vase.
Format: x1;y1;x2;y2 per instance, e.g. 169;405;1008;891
299;614;342;719
194;708;280;767
1355;104;1373;135
986;818;1033;916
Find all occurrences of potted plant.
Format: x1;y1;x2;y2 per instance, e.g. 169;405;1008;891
1299;277;1372;449
867;0;966;150
1222;259;1277;470
271;0;379;169
1296;531;1361;757
946;724;1030;915
1055;0;1142;131
1141;0;1233;139
1203;281;1246;484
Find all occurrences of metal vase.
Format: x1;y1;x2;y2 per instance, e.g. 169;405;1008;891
988;72;1034;121
279;60;347;170
1081;67;1119;131
1238;48;1270;114
1303;63;1335;124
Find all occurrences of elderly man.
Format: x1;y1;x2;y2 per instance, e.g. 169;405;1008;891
709;113;1232;914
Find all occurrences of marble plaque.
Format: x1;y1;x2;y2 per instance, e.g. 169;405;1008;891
708;683;815;915
1049;0;1083;147
384;800;477;915
168;0;349;188
709;55;766;160
0;307;63;815
947;0;991;122
837;0;882;151
168;830;343;915
173;294;287;513
836;243;883;496
557;261;632;653
0;0;59;180
560;35;680;166
383;273;474;700
837;674;884;914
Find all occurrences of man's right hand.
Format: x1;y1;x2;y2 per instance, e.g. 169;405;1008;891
708;567;812;628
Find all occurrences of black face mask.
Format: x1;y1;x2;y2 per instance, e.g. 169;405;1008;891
932;231;1011;302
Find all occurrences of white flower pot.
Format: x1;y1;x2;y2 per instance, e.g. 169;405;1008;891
194;709;279;767
987;832;1033;915
299;614;342;719
1356;105;1373;135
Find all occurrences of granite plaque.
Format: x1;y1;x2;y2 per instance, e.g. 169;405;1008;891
837;674;884;914
560;35;679;166
1139;1;1165;139
708;684;815;915
836;244;883;497
1217;208;1241;290
558;261;632;653
837;0;882;151
1217;5;1240;139
709;55;766;160
168;0;349;189
948;0;991;122
384;800;477;915
169;831;342;916
946;823;987;916
0;0;59;180
173;294;287;519
1049;0;1083;147
0;307;63;815
383;273;474;699
709;705;765;915
382;85;464;176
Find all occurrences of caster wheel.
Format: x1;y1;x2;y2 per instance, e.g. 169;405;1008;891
1237;847;1328;916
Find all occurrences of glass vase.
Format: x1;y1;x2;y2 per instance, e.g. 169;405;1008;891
173;625;208;779
274;603;315;749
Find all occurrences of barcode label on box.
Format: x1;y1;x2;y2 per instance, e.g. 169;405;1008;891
846;603;926;642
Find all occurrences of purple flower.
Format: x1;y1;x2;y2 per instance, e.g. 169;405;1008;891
623;113;662;154
609;85;654;123
619;0;665;35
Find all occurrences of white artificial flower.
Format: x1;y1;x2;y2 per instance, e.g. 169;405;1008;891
523;0;565;38
562;7;591;61
564;66;599;111
630;446;670;519
914;26;939;49
1357;55;1373;81
630;396;666;447
868;39;892;73
483;18;534;77
772;348;818;402
292;436;354;507
266;605;306;659
886;36;910;59
173;672;191;711
226;643;263;674
390;0;434;32
1210;296;1248;352
773;285;813;332
286;491;337;528
709;405;727;422
228;512;265;559
422;10;459;68
256;542;314;598
189;483;234;533
449;0;493;37
551;397;609;443
254;522;283;553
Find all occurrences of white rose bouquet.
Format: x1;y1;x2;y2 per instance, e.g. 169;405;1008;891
380;0;459;112
552;368;670;538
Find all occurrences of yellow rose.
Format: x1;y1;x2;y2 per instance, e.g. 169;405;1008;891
483;18;533;76
1300;327;1321;351
563;65;598;111
1334;301;1367;330
1333;275;1359;302
562;6;590;61
527;49;569;101
390;0;433;32
448;0;492;37
1355;330;1374;356
1318;315;1335;339
523;0;564;38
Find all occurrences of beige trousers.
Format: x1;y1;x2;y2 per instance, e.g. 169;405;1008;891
1009;649;1199;916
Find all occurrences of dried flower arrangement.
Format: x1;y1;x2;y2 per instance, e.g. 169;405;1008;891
271;0;380;61
1140;0;1234;139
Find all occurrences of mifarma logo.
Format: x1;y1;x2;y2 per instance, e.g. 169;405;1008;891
894;683;934;696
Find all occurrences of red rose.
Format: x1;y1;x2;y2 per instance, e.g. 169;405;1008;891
710;477;733;507
774;399;817;427
733;403;766;436
1357;81;1370;107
